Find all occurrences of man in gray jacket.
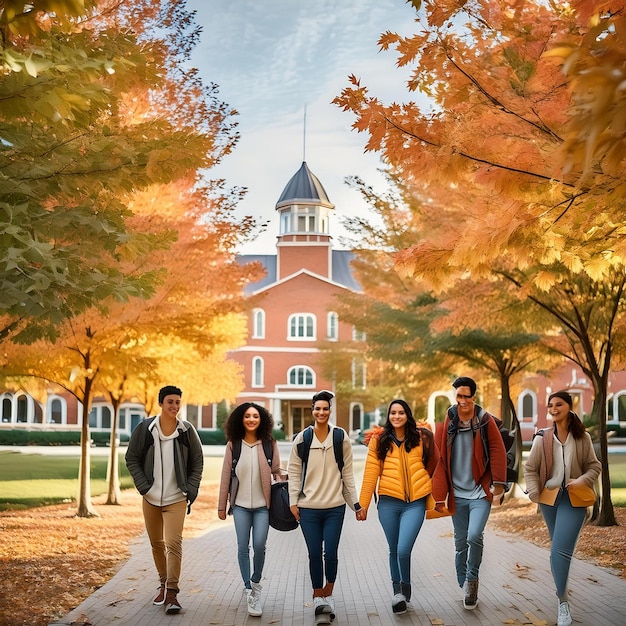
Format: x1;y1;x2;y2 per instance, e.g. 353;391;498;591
126;385;204;615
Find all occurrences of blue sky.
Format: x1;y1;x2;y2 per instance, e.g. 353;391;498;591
187;0;419;253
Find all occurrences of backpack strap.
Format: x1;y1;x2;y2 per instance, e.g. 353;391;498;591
333;427;344;475
297;426;345;495
231;439;242;480
297;426;314;495
262;438;274;468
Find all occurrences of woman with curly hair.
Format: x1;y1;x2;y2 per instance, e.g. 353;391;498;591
357;399;440;615
218;403;283;617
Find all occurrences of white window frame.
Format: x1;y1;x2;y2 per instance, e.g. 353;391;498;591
327;312;338;341
252;356;264;388
287;366;315;387
252;308;265;339
288;313;316;341
46;395;67;425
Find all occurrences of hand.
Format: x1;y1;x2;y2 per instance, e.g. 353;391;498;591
492;485;505;506
290;504;300;523
356;508;367;521
218;510;227;521
566;477;584;488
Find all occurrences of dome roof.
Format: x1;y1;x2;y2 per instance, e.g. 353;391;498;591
276;161;334;209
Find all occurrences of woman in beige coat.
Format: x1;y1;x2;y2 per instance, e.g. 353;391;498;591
525;390;601;626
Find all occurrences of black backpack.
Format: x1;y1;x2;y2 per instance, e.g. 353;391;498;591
447;406;520;492
477;410;520;492
230;438;298;531
296;425;344;495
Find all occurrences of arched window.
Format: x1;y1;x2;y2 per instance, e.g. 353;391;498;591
47;396;66;424
327;312;338;340
287;366;315;386
252;357;264;387
518;390;537;424
1;394;12;423
351;403;364;433
89;404;114;430
612;391;626;422
288;313;316;340
252;308;265;339
433;394;452;423
16;394;30;423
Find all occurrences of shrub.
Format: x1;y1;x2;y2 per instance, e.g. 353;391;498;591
198;429;227;445
0;430;81;446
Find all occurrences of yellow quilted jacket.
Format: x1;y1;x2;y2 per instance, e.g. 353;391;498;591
359;430;437;512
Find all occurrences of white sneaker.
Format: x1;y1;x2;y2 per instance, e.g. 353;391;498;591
325;595;335;618
392;593;407;614
314;596;332;615
558;601;572;626
246;585;262;617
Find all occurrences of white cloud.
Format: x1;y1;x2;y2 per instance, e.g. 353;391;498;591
186;0;418;252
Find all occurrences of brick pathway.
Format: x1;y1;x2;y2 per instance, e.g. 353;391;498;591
51;504;626;626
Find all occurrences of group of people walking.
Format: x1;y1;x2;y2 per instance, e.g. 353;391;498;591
125;379;601;626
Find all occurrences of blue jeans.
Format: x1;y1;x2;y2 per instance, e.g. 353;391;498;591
377;496;427;587
298;505;345;589
539;488;587;601
232;505;270;588
452;496;492;586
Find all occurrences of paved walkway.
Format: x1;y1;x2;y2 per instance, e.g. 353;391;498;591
51;500;626;626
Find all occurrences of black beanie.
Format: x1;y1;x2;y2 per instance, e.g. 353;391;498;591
159;385;182;403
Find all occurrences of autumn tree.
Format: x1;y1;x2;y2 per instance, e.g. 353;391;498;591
334;0;624;524
1;0;261;516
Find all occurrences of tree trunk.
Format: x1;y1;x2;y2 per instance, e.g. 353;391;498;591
106;399;122;505
589;383;617;526
76;378;98;518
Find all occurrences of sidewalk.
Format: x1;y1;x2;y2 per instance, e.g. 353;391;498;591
51;504;626;626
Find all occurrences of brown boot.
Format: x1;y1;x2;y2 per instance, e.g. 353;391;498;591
153;584;166;606
164;589;182;614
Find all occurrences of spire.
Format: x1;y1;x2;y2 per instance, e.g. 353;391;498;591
276;161;334;209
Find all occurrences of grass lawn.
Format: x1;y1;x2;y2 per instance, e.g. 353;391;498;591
0;448;624;509
0;451;224;510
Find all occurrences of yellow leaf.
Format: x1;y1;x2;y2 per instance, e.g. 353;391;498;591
534;271;557;292
584;256;611;281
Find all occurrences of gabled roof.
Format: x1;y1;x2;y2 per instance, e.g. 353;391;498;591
237;250;360;295
276;161;334;209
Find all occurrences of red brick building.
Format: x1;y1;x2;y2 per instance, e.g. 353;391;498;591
3;163;626;443
228;161;364;439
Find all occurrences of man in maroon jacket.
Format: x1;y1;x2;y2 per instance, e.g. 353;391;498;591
433;376;507;610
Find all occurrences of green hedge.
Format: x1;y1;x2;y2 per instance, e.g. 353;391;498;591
1;426;287;446
0;430;82;446
608;422;626;437
90;431;130;446
198;429;226;445
196;428;286;445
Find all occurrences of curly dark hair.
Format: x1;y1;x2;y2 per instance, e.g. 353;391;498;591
224;402;274;442
377;399;421;460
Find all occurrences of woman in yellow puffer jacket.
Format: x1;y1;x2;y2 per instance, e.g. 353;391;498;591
357;399;440;615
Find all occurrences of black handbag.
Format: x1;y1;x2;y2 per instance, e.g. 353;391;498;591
269;481;298;531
